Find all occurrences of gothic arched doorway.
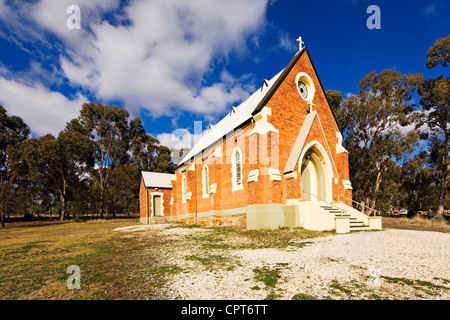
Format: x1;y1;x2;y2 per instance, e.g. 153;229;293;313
300;143;332;202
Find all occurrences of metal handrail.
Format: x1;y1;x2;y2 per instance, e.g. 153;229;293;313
302;191;348;216
337;193;380;216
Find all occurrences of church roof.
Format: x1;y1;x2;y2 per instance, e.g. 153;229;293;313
141;171;175;189
176;46;343;168
177;49;307;168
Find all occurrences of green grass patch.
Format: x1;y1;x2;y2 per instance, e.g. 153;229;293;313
415;280;449;290
292;293;317;300
253;266;281;287
184;225;328;251
381;275;449;297
146;265;183;275
381;276;415;286
330;280;353;296
264;290;283;300
185;254;237;271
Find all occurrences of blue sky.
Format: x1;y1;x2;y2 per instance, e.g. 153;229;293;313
0;0;448;150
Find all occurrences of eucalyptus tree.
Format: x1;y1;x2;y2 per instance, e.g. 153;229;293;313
0;106;29;227
325;90;347;133
7;131;93;221
0;105;29;178
341;70;422;212
68;102;131;218
417;35;450;219
129;116;174;173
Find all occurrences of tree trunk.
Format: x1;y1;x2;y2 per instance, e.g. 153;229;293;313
60;197;65;221
368;165;383;215
1;211;5;228
436;165;448;220
99;186;105;218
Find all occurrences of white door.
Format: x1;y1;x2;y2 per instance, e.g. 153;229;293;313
301;159;319;201
153;195;162;217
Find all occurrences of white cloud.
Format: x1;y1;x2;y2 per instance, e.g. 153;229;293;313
277;31;297;52
157;128;202;150
52;0;269;116
31;0;120;45
424;4;437;18
0;76;86;136
0;0;275;136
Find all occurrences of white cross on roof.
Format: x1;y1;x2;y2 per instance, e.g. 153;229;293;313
296;36;304;51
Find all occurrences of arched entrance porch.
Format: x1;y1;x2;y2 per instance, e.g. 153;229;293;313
299;141;333;202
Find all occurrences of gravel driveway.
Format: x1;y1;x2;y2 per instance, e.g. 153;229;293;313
117;225;450;300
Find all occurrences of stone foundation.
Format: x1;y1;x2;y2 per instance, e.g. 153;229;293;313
179;213;247;228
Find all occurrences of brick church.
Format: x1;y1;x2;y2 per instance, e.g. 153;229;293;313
139;39;382;233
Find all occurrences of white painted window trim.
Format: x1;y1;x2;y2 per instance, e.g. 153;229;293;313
181;175;187;204
231;146;244;192
295;72;315;103
202;163;209;198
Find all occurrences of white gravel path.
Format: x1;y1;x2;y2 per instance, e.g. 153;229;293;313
115;225;450;299
165;229;450;300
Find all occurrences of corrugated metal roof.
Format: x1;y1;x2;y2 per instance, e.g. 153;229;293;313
177;68;285;166
141;171;175;189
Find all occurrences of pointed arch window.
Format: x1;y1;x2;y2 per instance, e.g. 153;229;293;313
235;151;242;185
202;164;209;198
182;175;187;203
232;147;243;192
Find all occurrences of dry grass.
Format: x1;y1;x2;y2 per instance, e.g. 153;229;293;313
0;219;181;299
0;221;332;300
1;217;448;300
382;216;450;234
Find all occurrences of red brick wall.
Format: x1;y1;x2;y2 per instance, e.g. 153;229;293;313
171;50;353;218
139;178;148;219
139;180;172;219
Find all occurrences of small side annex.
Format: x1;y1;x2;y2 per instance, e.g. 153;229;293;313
139;171;175;224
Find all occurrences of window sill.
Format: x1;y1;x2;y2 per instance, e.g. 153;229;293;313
232;184;244;192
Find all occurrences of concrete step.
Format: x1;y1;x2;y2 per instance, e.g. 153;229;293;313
350;225;372;232
350;220;365;225
320;206;346;215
